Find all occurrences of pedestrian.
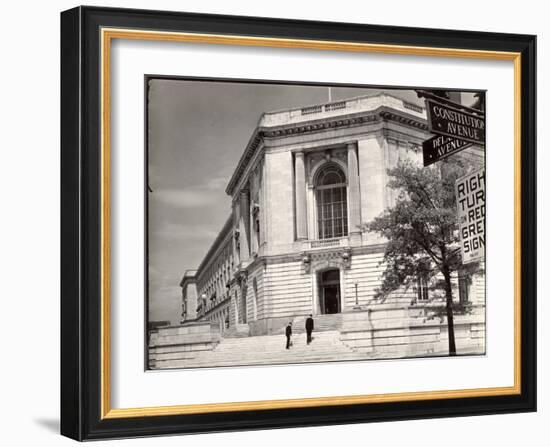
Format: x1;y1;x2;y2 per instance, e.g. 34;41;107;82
305;314;314;344
285;322;292;349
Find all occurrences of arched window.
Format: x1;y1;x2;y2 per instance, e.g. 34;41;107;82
315;164;348;239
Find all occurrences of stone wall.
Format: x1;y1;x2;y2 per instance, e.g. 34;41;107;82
343;250;405;308
148;321;220;369
340;306;485;358
263;259;312;319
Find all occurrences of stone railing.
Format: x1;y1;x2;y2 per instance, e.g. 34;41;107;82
324;100;347;112
261;93;426;127
301;101;346;116
301;104;323;115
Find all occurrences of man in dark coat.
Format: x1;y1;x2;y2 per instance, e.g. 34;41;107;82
285;322;292;349
305;314;314;344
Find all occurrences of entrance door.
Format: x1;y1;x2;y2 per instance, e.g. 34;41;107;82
320;269;341;314
323;285;340;314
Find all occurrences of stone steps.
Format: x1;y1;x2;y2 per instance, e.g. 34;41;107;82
150;330;363;369
148;309;487;369
273;314;343;334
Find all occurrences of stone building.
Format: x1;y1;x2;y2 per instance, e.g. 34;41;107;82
149;93;485;368
179;270;198;324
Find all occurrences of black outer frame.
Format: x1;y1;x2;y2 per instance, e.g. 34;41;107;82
60;5;536;441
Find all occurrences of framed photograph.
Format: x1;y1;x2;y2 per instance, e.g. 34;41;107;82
60;6;536;441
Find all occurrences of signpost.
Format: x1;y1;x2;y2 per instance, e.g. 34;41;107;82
422;134;473;167
426;98;485;145
455;167;485;264
417;92;485;166
418;92;486;264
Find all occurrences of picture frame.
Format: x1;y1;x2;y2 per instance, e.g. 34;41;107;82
60;5;536;441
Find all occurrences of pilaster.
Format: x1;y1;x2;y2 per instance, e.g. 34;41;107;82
294;151;308;240
347;142;361;235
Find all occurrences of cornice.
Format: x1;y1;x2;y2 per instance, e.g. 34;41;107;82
196;216;234;280
262;113;378;138
379;109;428;131
225;106;427;196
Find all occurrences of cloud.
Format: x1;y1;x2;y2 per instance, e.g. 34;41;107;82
204;176;228;190
153;222;218;241
154;189;217;208
152;176;229;209
148;265;184;324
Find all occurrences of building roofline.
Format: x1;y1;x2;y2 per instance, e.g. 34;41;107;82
224;126;263;196
179;269;198;287
260;92;422;117
195;215;233;277
225;93;428;196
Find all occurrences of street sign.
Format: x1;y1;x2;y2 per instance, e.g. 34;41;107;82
455;167;485;264
426;99;485;145
422;134;473;167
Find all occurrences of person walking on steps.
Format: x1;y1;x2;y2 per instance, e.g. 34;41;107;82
305;314;314;345
285;322;292;349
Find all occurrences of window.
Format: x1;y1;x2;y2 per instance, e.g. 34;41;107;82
458;272;471;303
315;164;348;239
417;274;429;301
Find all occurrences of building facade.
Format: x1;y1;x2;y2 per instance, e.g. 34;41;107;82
183;93;485;339
179;270;198;324
193;218;234;332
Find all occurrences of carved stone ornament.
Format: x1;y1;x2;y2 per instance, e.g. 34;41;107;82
302;248;353;274
236;268;248;286
301;252;312;274
341;248;352;269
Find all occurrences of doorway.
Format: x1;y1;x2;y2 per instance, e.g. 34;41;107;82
319;269;341;314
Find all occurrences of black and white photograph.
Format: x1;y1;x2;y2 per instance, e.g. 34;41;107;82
146;78;486;370
0;0;541;443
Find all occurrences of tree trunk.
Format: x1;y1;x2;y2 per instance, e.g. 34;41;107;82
443;266;457;356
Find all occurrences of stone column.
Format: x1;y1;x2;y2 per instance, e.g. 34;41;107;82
347;142;361;234
259;162;266;247
294;152;308;240
239;189;250;261
358;138;386;224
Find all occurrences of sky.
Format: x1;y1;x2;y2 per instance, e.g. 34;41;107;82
147;78;475;325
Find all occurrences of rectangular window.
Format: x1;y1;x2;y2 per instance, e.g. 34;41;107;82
417;275;429;301
317;185;348;239
458;273;470;303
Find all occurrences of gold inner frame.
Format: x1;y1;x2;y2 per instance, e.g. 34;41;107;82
100;27;522;419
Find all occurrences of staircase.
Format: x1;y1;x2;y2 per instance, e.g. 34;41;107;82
151;329;367;369
150;308;486;369
275;313;344;334
313;313;344;332
223;323;250;338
